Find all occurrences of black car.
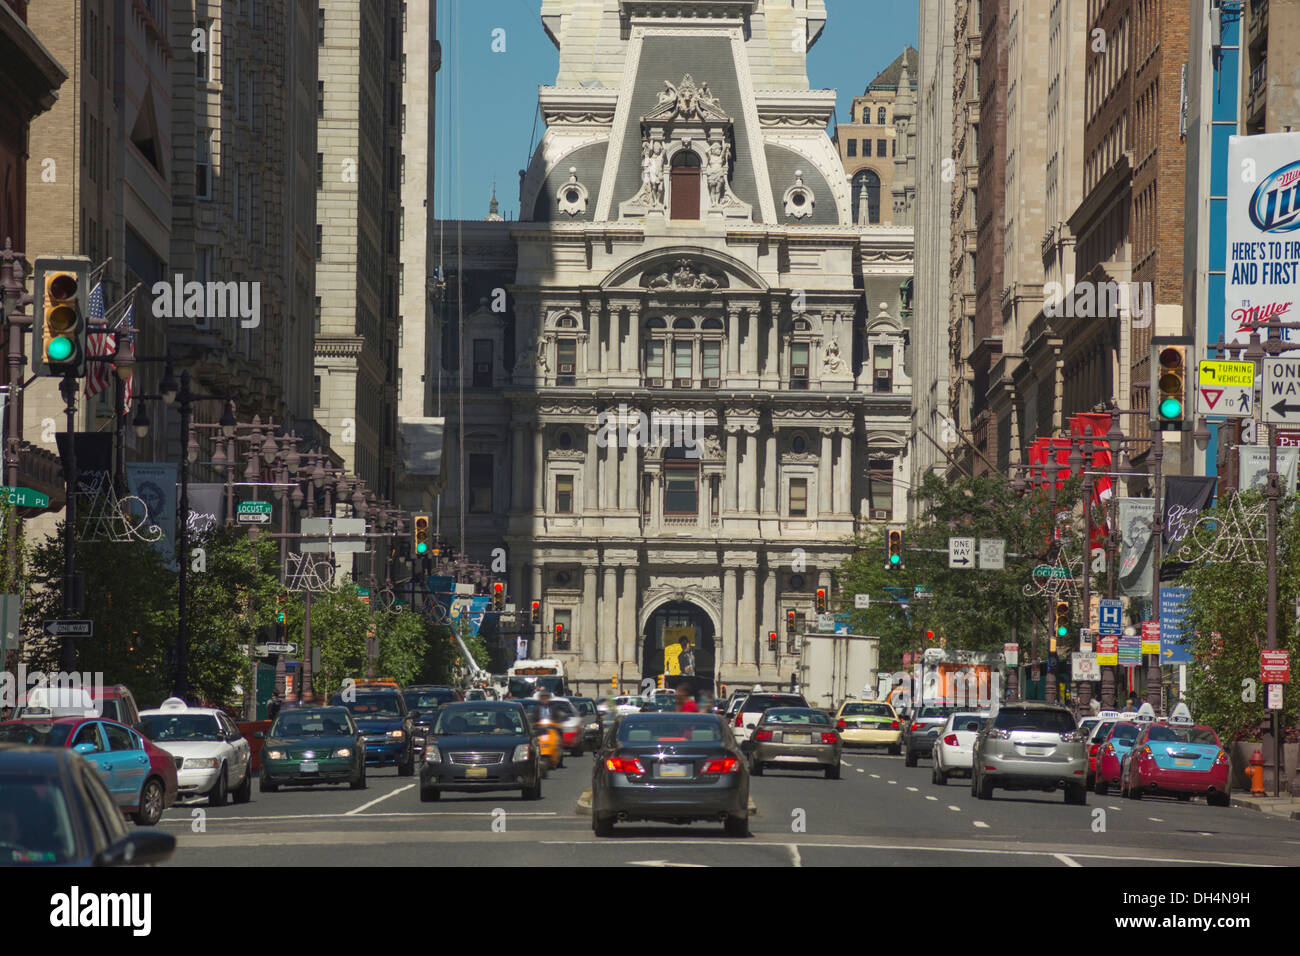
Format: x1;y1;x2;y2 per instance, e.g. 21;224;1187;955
903;705;955;766
404;687;461;762
591;712;750;838
419;702;541;802
0;745;176;866
568;697;603;750
329;689;415;775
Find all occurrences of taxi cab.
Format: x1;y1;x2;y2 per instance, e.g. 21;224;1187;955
833;699;903;754
1122;704;1231;806
138;697;253;806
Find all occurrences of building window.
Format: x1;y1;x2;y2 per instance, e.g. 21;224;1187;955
873;344;893;392
313;375;321;407
473;339;493;388
789;478;808;517
877;107;886;123
852;169;881;224
863;139;872;157
669;151;701;220
318;6;325;44
316;152;323;189
468;454;493;513
646;338;664;386
877;139;887;157
553;609;572;651
790;342;809;390
702;340;721;387
556;338;576;386
195;130;213;200
314;296;321;333
664;466;699;515
555;474;574;514
673;340;692;386
317;81;325;117
196;21;210;80
315;225;322;260
847;139;857;157
869;458;894;518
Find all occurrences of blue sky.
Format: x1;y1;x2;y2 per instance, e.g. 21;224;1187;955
433;0;919;221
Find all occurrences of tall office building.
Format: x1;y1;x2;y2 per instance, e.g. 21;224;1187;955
831;47;917;227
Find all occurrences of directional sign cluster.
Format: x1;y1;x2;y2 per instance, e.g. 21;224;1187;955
948;537;1005;570
1197;359;1255;418
1263;357;1300;425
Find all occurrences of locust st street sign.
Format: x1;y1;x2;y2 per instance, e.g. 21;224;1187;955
1262;357;1300;425
237;500;273;524
1197;360;1255;418
948;537;975;569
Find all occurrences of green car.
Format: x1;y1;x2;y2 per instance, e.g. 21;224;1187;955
258;707;367;792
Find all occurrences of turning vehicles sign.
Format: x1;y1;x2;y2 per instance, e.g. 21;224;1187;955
1196;360;1254;418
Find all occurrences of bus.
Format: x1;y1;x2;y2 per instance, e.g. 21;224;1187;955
506;659;567;698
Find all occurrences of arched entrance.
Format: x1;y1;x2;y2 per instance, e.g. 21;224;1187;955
641;600;716;692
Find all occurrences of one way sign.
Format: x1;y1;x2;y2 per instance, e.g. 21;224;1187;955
1263;358;1300;425
948;537;975;569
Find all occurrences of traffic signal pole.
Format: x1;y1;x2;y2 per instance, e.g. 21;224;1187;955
1148;428;1165;712
58;372;78;672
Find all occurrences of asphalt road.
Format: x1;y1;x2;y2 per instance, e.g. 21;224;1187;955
152;747;1300;867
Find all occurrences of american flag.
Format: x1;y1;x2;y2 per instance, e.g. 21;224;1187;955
116;304;136;413
84;282;113;399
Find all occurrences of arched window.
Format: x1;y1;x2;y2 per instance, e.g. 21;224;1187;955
701;318;723;330
877;106;887;124
643;314;724;389
672;317;695;330
556;314;578;329
670;151;701;220
852;169;881;225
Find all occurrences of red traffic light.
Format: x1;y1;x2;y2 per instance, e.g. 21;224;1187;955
926;630;934;640
493;582;503;593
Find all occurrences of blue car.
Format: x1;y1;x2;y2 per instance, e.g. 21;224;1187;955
329;691;415;776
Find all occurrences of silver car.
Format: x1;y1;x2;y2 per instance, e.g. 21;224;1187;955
970;702;1089;804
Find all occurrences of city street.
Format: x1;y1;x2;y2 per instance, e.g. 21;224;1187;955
156;752;1299;867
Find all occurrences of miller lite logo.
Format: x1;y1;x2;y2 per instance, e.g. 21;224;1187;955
1249;160;1300;232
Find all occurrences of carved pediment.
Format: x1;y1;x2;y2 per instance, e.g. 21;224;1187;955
644;74;730;124
641;258;728;291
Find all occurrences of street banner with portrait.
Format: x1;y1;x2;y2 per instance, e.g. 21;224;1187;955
126;462;178;566
1117;497;1156;598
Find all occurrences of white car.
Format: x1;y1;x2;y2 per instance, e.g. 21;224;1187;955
139;698;252;805
931;710;989;785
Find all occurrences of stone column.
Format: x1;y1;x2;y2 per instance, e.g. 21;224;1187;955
511;424;526;511
588;312;601;373
602;439;617;511
766;302;780;386
727;308;740;376
762;432;776;514
585;424;600;511
582;566;598;662
530;564;544;657
746;431;762;512
743;313;757;377
722;566;737;670
650;472;662;529
624;308;639;377
725;428;739;512
819;429;833;517
619;565;637;669
837;429;852;514
532;429;545;514
739;567;757;665
602;565;617;663
763;567;777;669
621;443;637;511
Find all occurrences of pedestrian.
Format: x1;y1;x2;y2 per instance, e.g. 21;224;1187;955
267;696;282;721
675;681;698;713
678;640;696;676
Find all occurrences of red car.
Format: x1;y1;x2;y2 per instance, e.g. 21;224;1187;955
1122;721;1231;806
1093;720;1142;795
0;715;178;825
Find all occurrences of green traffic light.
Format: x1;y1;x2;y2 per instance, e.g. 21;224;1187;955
417;542;428;554
1056;625;1068;638
889;554;900;565
1158;397;1182;419
276;612;285;623
47;336;74;362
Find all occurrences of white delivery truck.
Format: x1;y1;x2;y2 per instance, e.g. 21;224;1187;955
796;633;880;713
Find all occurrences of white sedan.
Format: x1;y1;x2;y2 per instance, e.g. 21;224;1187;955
139;698;253;805
931;711;989;785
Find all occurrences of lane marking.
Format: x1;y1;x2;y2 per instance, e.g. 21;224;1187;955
160;809;561;824
856;769;865;773
1054;853;1081;868
906;786;919;792
972;821;989;829
1148;817;1164;823
926;796;938;801
345;784;415;814
887;780;897;785
948;805;961;812
1108;805;1121;811
870;774;880;779
788;844;802;868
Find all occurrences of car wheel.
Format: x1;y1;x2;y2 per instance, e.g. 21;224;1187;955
1129;779;1143;800
825;763;841;780
977;771;994;801
724;814;750;837
350;765;367;790
419;786;441;802
593;813;615;837
1064;784;1087;806
1094;776;1108;796
398;753;414;777
751;759;764;776
1208;791;1230;807
261;775;278;793
905;749;918;768
888;744;901;756
933;766;947;786
522;776;542;800
134;778;165;826
208;767;228;807
233;765;253;804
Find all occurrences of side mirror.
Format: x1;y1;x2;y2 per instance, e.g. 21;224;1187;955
74;743;97;755
94;830;176;867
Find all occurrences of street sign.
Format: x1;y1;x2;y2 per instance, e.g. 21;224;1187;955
978;538;1005;570
853;593;870;609
1097;636;1119;666
948;536;975;569
300;516;368;553
42;619;92;637
1072;652;1100;682
1196;360;1255;418
1078;629;1094;653
1098;599;1123;636
1159;587;1193;664
265;642;297;655
1261;650;1290;684
236;501;272;525
816;613;835;632
1261;357;1300;425
1268;683;1284;710
1;486;50;508
1003;643;1018;666
1118;630;1142;666
1140;621;1161;655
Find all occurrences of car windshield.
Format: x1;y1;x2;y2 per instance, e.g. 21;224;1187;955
762;708;829;725
841;703;894;717
140;714;223;742
992;709;1076;734
1109;722;1140;745
0;775;78;864
333;694;403;717
1147;726;1220;746
0;723;75;747
405;693;451;710
434;707;525;735
950;714;986;732
617;718;723;744
1089;721;1116;742
272;711;352;737
918;707;952;719
96;700;125;723
572;700;596;716
744;695;806;712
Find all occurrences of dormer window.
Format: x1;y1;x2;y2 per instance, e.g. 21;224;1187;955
670;151;701;220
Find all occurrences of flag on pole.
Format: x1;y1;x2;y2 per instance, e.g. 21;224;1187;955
116;304;135;413
84;282;113;399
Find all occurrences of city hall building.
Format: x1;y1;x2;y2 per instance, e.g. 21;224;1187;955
432;0;913;696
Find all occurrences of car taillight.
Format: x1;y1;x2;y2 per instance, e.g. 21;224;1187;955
943;734;958;746
836;719;847;730
911;722;922;732
701;757;739;774
1214;749;1229;765
890;720;900;730
1139;746;1153;759
605;756;646;774
754;730;773;742
1089;744;1100;756
821;732;838;744
1103;744;1114;756
735;713;744;727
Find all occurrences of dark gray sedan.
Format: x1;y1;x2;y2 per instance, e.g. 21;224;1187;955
591;713;749;837
750;707;842;778
418;702;541;802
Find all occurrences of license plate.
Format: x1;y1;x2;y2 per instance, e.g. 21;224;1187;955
786;734;810;744
300;761;319;773
1175;759;1193;767
657;763;689;778
465;766;488;779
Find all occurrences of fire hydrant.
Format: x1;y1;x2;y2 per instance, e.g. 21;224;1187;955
1247;749;1267;796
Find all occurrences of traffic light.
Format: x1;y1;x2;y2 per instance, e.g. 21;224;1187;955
275;593;286;641
1055;601;1070;640
33;256;90;377
491;581;504;611
412;513;431;557
611;674;618;693
1152;342;1187;430
657;673;665;689
554;622;565;647
887;529;904;570
768;631;777;652
925;629;935;642
816;588;827;613
530;600;541;624
786;609;797;636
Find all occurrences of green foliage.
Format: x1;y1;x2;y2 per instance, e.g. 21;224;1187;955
835;472;1084;668
1182;492;1300;741
288;588;370;701
375;609;430;686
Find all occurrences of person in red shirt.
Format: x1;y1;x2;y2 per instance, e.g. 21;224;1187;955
675;682;699;713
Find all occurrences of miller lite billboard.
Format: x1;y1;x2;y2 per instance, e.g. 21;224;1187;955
1226;133;1300;346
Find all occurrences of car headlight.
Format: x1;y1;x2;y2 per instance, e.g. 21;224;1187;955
512;744;532;762
388;729;405;740
182;757;220;770
424;747;441;764
333;748;352;758
266;750;285;760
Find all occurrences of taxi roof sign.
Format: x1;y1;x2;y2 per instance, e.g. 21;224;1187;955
1167;702;1194;726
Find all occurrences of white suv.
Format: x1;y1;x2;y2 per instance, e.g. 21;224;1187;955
139;698;253;806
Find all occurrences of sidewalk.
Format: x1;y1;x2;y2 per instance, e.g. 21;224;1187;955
1230;793;1300;821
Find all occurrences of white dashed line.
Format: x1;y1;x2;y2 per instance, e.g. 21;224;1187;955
1054;853;1082;868
926;795;938;801
906;786;919;792
1148;817;1164;823
856;769;865;773
973;821;989;829
344;785;414;815
870;774;881;779
948;805;962;812
888;780;897;785
789;844;803;868
1108;805;1121;811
